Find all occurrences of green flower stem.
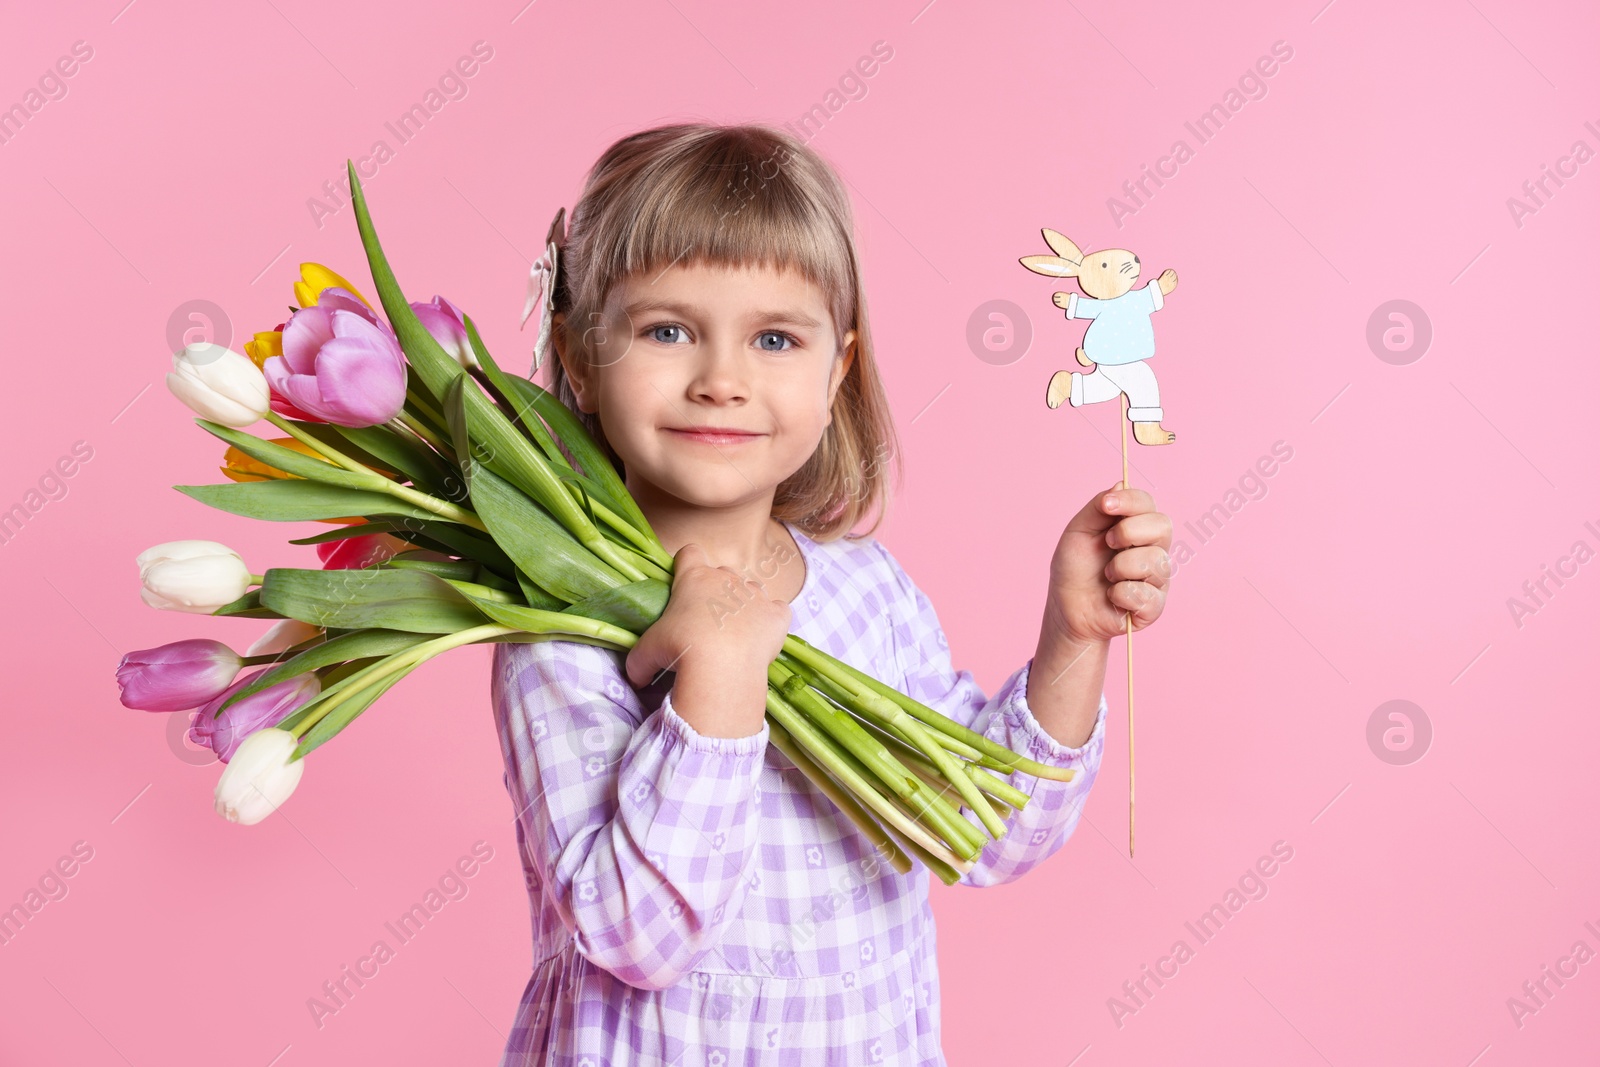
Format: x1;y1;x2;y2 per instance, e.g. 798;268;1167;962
499;631;634;654
768;658;985;859
264;411;377;475
899;747;1012;825
405;387;448;433
388;411;450;454
264;411;489;533
776;641;1006;771
790;634;1081;783
858;759;993;869
787;653;1012;772
765;715;911;876
376;480;488;532
585;536;649;583
585;497;675;569
288;623;518;738
764;685;972;871
854;715;1032;811
481;607;642;649
247;574;266;585
875;811;966;887
600;513;674;570
779;642;1006;840
613;543;672;583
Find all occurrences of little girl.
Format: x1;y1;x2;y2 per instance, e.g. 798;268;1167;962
489;123;1173;1066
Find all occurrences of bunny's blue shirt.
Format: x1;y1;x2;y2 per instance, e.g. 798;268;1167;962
1064;280;1163;364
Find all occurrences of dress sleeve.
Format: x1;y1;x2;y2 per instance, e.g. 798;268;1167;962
874;542;1107;888
490;638;769;989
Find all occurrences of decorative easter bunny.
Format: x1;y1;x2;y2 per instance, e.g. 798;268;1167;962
1021;228;1178;445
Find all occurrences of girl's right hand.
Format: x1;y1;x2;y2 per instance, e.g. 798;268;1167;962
624;543;792;737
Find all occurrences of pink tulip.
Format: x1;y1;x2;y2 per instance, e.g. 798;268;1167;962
260;318;323;424
266;286;408;427
411;295;477;370
116;638;243;711
189;670;321;763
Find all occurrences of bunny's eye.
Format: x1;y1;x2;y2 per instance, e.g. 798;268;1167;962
1100;261;1107;268
1134;256;1140;263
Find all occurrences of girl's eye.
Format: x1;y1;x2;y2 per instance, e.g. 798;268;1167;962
645;324;797;351
648;323;690;345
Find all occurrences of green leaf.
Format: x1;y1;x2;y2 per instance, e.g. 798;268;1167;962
465;464;625;603
291;663;417;760
346;161;468;404
195;419;381;491
329;422;459;500
174;480;444;524
258;566;489;633
390;520;517;578
470;564;518;593
210;589;282;619
497;373;653;538
441;373;473;486
383;555;479;582
287;520;408;546
286;516;520;583
462;315;572;473
216;629;431;716
402;368;449;438
456;591;635;648
460;323;663;569
282;420;397;472
274;657;383;734
572;477;598;528
319;658;380;687
560;578;669;635
515;569;566;611
458;373;594;541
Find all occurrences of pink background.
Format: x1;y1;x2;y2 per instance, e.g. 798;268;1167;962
3;0;1596;1063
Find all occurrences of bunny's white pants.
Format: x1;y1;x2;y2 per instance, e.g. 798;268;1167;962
1071;358;1163;422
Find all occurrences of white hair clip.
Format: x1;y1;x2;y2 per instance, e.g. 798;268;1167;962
521;206;567;374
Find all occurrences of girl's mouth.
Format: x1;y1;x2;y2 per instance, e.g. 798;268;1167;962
665;427;765;446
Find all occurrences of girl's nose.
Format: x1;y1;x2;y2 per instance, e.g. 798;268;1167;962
688;345;751;403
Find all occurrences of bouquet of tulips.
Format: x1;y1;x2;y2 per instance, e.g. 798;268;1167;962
117;163;1077;884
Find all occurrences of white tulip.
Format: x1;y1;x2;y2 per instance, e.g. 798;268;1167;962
137;539;252;613
247;619;322;657
214;728;306;824
166;342;270;427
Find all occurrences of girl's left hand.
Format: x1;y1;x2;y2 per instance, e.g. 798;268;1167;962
1045;486;1173;646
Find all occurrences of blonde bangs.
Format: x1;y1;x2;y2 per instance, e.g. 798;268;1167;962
592;158;853;339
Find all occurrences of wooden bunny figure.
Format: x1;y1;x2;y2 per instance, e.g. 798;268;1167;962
1022;228;1178;445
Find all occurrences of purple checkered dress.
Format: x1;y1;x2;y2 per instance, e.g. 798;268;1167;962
489;522;1108;1065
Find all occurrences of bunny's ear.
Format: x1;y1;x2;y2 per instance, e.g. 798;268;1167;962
1020;254;1078;278
1041;228;1084;265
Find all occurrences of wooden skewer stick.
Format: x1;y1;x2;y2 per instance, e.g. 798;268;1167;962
1120;391;1134;858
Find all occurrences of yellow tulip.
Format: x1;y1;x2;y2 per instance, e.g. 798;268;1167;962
242;329;283;372
293;263;372;310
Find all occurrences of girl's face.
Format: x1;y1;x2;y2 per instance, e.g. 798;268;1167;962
558;260;856;512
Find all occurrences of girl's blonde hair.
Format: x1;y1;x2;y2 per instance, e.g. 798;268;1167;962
545;122;902;543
